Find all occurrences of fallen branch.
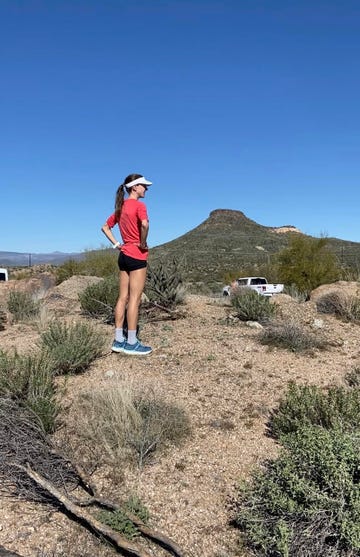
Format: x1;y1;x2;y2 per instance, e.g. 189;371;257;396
0;547;24;557
19;465;152;557
74;494;185;557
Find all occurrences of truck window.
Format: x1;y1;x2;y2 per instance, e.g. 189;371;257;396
237;279;248;285
250;278;267;285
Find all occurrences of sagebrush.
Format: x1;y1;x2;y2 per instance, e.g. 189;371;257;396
268;381;360;439
259;320;327;352
230;288;276;323
7;290;41;322
40;321;106;375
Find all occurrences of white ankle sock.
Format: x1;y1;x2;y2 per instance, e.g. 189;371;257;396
127;330;137;345
115;328;125;342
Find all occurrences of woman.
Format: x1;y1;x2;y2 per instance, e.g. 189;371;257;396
101;173;153;356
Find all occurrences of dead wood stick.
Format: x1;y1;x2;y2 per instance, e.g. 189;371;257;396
18;465;152;557
74;495;185;557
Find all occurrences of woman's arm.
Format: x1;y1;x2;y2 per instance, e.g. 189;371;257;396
139;219;149;250
101;223;121;249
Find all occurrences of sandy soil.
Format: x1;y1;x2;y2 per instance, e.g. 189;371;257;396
0;275;359;557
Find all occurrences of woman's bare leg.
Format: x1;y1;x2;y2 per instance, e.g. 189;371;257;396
114;270;130;329
126;267;147;332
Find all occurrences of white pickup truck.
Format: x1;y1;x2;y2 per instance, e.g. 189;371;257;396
223;277;284;297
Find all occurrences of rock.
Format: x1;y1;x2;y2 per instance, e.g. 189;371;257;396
246;321;263;329
310;281;360;302
312;318;324;329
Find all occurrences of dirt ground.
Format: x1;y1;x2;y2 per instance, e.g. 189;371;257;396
0;275;359;557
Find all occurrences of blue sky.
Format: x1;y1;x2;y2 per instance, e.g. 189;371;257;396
1;0;360;253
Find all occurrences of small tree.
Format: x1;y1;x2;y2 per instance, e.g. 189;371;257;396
276;236;340;297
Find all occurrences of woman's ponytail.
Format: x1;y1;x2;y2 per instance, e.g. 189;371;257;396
114;184;125;221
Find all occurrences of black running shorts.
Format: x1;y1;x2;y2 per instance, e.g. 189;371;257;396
118;252;147;272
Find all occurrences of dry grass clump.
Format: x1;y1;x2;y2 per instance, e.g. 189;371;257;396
67;382;191;469
259;319;327;352
7;290;41;322
0;350;59;433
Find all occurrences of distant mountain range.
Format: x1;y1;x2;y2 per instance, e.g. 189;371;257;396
0;251;84;267
2;209;360;282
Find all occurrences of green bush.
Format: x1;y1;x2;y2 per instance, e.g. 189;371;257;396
7;290;40;322
259;320;327;352
146;258;186;308
230;288;276;323
40;321;106;375
79;274;118;323
79;248;118;278
55;258;83;285
98;496;149;540
55;249;118;284
268;382;360;440
0;350;58;433
276;236;340;296
232;426;360;556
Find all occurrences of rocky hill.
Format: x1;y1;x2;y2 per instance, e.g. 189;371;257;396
151;209;360;283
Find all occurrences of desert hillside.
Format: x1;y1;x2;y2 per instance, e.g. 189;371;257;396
0;275;359;557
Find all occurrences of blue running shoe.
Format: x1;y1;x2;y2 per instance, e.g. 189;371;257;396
111;340;126;353
123;341;152;356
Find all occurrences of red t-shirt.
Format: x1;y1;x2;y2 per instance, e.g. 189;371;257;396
106;199;149;260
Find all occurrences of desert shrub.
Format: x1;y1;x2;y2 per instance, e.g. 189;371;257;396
40;321;105;375
69;383;190;468
130;391;191;466
345;367;360;388
348;297;360;321
79;248;118;278
79;274;118;322
316;290;350;316
0;350;58;432
145;258;186;308
231;425;360;557
230;288;276;323
69;382;141;465
0;310;6;331
259;320;327;352
55;250;118;285
316;291;360;323
276;236;341;296
283;284;308;303
55;258;83;284
7;290;41;322
268;382;360;440
98;496;149;540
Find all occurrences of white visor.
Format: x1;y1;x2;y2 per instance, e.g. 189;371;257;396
126;176;152;188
